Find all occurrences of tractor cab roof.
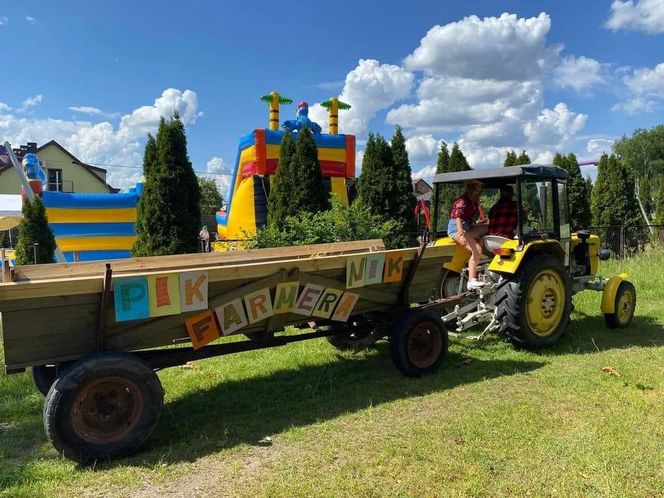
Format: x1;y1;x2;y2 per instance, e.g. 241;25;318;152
431;165;568;188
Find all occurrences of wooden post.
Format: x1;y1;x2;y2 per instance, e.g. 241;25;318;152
96;264;113;351
1;248;9;283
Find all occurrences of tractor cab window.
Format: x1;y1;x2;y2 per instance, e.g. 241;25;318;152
519;179;555;239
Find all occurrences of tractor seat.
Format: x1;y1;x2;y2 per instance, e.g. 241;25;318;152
481;235;511;255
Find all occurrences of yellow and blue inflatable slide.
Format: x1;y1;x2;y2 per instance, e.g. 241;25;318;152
42;190;139;262
216;129;356;239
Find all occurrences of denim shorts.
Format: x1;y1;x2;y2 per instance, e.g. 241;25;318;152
447;219;472;238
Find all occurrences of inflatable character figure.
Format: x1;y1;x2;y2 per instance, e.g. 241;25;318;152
22;152;47;196
282;101;322;134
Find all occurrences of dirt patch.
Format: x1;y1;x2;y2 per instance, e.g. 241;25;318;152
128;440;287;498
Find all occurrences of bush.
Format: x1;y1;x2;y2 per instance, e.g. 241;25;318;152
15;197;56;265
253;198;398;249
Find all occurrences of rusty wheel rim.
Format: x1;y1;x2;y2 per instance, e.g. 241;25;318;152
71;377;144;444
407;322;442;369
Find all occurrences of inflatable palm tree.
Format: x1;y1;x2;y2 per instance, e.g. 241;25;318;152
320;98;351;135
261;92;293;131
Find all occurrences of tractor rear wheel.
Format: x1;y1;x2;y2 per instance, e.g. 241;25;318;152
495;254;572;349
604;281;636;329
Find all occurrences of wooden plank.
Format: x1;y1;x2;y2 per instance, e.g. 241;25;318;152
11;239;386;282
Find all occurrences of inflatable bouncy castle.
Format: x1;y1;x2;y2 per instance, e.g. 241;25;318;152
216;93;355;239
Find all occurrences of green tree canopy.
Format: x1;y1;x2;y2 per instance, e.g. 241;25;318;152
655;178;664;225
592;153;644;251
389;126;419;247
267;131;297;227
516;150;531;165
133;114;201;256
15;197;56;265
198;177;223;216
504;150;518;167
288;127;330;216
553;152;592;230
0;231;10;248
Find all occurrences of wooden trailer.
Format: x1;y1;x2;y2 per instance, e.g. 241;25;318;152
0;239;455;463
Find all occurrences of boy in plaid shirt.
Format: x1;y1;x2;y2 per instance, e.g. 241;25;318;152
488;185;518;238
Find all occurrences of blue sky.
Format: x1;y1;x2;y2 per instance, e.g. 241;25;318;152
1;0;664;192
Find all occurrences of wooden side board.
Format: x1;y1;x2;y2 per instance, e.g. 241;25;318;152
9;239;385;282
1;243;455;371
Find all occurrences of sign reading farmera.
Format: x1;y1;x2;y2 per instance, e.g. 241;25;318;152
112;251;405;350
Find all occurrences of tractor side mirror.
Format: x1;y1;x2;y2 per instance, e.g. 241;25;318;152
598;249;611;261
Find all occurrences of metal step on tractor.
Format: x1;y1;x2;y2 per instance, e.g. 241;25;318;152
425;165;636;349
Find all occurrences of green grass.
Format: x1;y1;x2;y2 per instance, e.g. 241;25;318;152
1;252;663;497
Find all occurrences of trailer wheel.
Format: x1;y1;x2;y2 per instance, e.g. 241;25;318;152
495;254;571;349
391;309;448;377
33;364;66;396
43;352;163;463
604;281;636;329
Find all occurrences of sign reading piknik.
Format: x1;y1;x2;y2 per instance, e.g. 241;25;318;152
112;251;405;349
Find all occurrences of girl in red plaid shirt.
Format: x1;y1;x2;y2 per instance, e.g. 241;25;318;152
447;180;488;289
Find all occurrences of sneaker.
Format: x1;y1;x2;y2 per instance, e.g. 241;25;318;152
467;279;485;290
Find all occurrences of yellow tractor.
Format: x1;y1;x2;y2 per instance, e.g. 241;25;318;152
428;165;636;348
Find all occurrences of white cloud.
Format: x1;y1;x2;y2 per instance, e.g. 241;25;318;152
19;94;43;112
0;16;7;26
611;97;656;114
404;12;556;81
624;62;664;97
587;138;615;155
554;56;605;91
613;62;664;114
0;88;202;191
308;59;413;136
118;88;202;141
523;103;587;146
68;106;118;118
405;134;441;161
0;102;10;112
605;0;664;34
412;164;437;180
26;16;36;24
385;13;588;171
204;156;231;200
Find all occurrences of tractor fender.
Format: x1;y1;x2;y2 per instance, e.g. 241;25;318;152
601;273;629;314
434;237;469;273
488;239;564;275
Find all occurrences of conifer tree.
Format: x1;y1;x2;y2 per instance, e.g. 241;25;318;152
268;131;297;226
15;197;56;264
390;126;419;247
448;142;471;172
289;127;330;215
198;177;223;215
0;230;9;248
553;152;592;230
430;142;449;229
433;143;472;228
133;114;201;256
592;153;643;250
504;150;517;166
516;150;531;165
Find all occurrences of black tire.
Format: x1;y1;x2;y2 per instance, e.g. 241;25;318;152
604;281;636;329
390;309;448;377
32;364;63;397
43;352;164;464
494;254;572;349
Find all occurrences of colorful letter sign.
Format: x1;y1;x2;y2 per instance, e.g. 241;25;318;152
215;298;249;336
148;274;181;317
383;253;404;283
331;292;360;322
346;255;366;289
244;287;273;324
180;271;208;312
312;287;344;319
114;276;149;322
364;253;386;286
185;310;220;350
273;281;299;314
295;283;324;316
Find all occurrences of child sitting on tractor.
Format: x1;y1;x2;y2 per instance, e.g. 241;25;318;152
447;180;488;289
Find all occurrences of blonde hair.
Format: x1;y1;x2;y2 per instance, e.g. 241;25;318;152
463;180;483;202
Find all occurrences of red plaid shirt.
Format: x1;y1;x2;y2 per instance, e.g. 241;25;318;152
488;199;518;237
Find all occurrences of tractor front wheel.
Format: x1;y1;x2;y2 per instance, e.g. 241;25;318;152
604;281;636;329
495;254;572;349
